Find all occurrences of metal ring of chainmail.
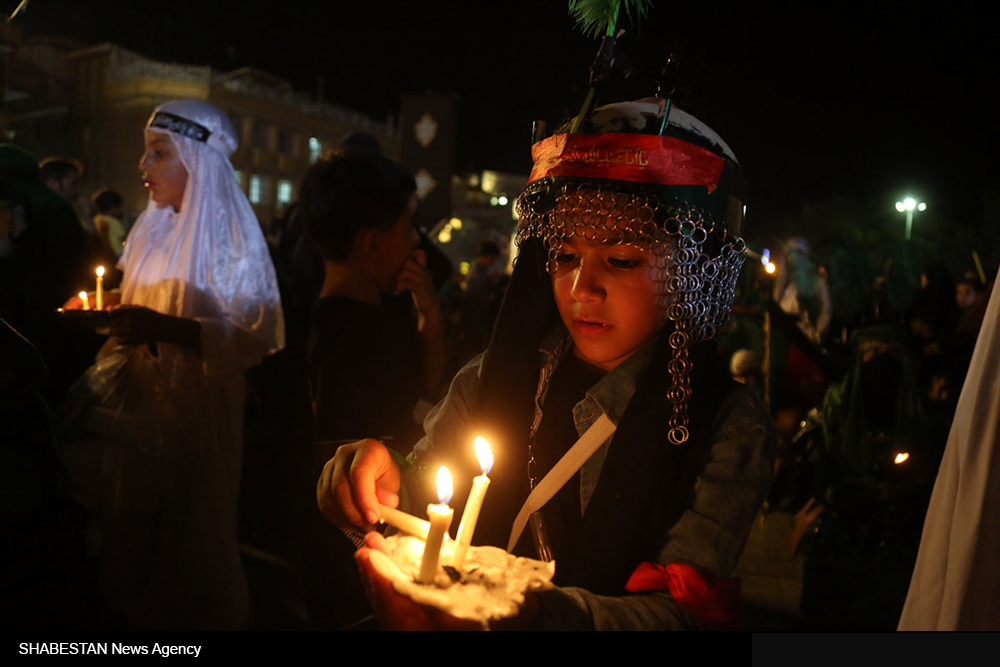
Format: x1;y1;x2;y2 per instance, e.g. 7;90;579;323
515;178;747;445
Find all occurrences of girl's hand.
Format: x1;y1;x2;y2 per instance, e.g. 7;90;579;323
61;292;89;311
108;306;201;351
109;305;167;344
61;290;121;311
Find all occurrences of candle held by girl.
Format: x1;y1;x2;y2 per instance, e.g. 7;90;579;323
95;266;105;311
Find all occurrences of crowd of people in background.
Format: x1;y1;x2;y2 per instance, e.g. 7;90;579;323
720;234;995;630
1;110;995;631
3;147;128;628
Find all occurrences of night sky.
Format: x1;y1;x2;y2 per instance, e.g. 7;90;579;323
19;1;998;237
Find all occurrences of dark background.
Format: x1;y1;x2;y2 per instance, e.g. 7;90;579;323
16;1;998;239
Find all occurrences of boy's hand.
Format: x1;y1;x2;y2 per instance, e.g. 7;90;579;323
317;439;401;532
396;249;447;396
356;532;483;631
397;249;441;328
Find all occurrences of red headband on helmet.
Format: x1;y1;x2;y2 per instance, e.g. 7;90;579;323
528;133;725;192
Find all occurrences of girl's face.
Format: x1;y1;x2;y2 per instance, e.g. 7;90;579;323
139;130;188;212
550;237;666;372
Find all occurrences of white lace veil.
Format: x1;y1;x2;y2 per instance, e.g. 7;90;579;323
119;99;284;352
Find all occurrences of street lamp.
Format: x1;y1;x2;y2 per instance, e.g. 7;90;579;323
895;196;926;241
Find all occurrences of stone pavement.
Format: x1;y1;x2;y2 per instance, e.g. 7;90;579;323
734;509;806;631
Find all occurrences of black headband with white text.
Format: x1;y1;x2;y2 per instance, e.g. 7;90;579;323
149;112;212;143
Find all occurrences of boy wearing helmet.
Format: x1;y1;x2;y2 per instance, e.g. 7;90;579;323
319;98;773;630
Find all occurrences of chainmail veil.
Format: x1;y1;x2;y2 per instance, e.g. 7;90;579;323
119;99;284;352
512;98;748;445
468;98;750;550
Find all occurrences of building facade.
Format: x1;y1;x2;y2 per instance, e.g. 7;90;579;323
9;40;400;229
68;44;401;228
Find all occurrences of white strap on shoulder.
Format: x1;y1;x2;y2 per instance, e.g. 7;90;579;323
507;413;617;551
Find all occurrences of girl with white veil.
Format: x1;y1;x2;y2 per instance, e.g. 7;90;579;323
76;99;283;629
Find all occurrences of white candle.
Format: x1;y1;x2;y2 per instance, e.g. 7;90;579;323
418;466;454;584
377;504;430;540
451;436;493;569
79;291;90;311
95;266;105;311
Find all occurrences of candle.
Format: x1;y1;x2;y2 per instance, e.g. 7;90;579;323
377;504;430;540
451;436;493;569
418;466;454;584
79;291;90;311
95;266;105;311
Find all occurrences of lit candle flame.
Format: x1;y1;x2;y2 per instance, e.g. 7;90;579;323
96;266;105;277
765;262;776;274
79;291;88;300
436;466;453;505
894;452;909;464
475;436;494;476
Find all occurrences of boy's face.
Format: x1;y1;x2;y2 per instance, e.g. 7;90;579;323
374;194;420;292
46;170;81;202
550;236;666;371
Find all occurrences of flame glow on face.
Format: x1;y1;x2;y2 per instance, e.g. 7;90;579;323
551;236;666;372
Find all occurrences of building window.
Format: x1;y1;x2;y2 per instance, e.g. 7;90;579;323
278;128;293;155
309;137;321;163
277;179;293;207
249;175;268;204
254;122;270;151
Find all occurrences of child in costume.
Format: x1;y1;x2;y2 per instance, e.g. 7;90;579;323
318;97;774;630
65;100;283;629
